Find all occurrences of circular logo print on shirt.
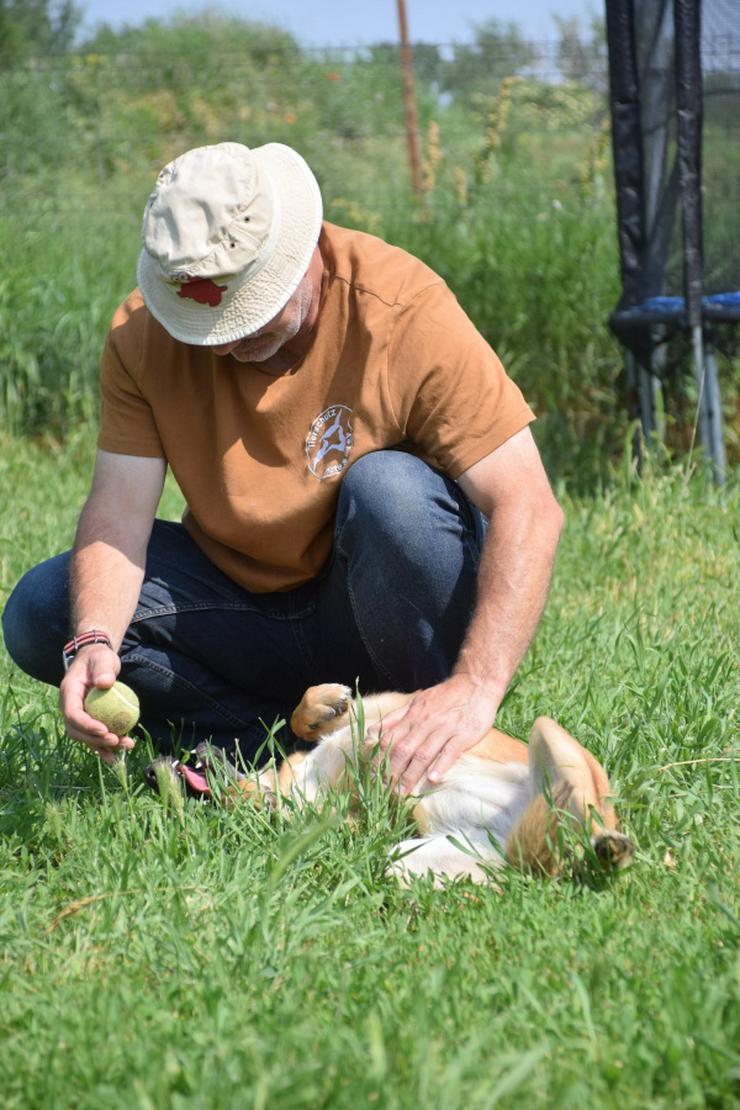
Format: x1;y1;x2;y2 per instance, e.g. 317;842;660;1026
306;404;354;480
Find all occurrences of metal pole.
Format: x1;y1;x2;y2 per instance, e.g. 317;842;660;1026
703;338;727;485
690;325;726;485
396;0;423;197
674;0;724;482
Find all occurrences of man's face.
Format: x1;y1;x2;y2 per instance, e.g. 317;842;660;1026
209;266;316;363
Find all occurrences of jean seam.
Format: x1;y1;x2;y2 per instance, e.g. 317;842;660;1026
460;526;483;571
333;534;395;687
123;652;249;729
450;485;486;570
130;601;316;623
289;618;319;677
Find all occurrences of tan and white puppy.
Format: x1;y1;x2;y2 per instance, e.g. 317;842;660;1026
239;683;634;886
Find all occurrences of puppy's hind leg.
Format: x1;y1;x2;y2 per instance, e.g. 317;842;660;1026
506;717;634;876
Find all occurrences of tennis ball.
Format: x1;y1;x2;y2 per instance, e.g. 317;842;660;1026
84;681;140;736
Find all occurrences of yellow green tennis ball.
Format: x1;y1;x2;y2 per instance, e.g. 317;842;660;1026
84;681;140;736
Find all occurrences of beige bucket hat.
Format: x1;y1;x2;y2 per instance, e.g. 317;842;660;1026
137;141;323;345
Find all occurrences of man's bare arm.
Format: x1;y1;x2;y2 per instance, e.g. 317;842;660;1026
452;426;564;706
376;427;564;792
60;450;166;762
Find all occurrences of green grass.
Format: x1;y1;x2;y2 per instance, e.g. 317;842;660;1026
1;431;738;1107
1;19;737;1101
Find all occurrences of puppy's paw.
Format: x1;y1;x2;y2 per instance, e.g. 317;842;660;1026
592;830;635;871
290;683;353;740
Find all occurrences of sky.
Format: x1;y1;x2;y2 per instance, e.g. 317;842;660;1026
77;0;601;46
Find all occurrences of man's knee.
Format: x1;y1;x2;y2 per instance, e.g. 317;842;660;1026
337;450;483;557
2;554;70;684
331;452;483;689
340;451;443;539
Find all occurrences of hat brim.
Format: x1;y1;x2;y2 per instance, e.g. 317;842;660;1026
136;143;323;346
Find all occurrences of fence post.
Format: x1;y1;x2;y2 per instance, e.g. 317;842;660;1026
396;0;423;197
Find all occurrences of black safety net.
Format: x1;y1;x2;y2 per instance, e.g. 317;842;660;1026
606;0;740;349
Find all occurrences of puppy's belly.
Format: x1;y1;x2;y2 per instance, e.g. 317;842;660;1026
414;757;530;848
389;833;500;885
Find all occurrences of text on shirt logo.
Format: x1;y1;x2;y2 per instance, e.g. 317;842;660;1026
306;405;354;480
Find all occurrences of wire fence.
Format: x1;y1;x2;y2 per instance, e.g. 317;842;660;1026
0;36;614;211
3;30;738;216
1;30;738;462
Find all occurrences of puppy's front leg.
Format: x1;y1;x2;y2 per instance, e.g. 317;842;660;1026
290;684;353;740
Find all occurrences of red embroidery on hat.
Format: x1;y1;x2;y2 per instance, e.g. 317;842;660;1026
177;278;228;307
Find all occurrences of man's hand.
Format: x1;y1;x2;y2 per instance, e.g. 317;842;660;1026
369;674;501;795
61;449;165;764
59;645;135;765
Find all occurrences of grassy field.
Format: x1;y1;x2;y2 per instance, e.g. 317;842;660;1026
1;16;738;1104
0;431;737;1107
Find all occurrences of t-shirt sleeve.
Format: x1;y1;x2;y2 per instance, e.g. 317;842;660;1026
97;303;165;458
385;281;535;478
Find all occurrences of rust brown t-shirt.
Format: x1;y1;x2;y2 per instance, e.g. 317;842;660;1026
98;222;535;592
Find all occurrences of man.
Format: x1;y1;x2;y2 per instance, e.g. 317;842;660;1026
3;141;563;795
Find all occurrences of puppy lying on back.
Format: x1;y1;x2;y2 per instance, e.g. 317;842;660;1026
237;683;634;886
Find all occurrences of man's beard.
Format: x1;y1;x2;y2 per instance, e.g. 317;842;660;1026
228;283;313;364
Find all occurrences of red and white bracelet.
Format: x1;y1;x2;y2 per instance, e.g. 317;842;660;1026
62;629;114;672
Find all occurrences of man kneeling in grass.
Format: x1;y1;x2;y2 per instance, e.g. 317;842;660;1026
3;140;563;793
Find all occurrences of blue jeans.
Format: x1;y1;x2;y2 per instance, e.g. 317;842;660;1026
2;452;486;762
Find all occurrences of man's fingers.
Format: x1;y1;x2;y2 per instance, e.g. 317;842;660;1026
427;742;467;784
88;660;117;688
93;733;135;750
383;722;449;789
398;730;452;794
373;716;460;786
90;746;118;766
366;703;409;741
373;720;412;772
65;708;129;744
66;722;136;751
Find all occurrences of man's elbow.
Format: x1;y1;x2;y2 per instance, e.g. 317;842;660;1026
547;492;565;537
529;486;565;551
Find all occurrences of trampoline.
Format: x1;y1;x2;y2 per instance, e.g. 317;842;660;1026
605;0;739;482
